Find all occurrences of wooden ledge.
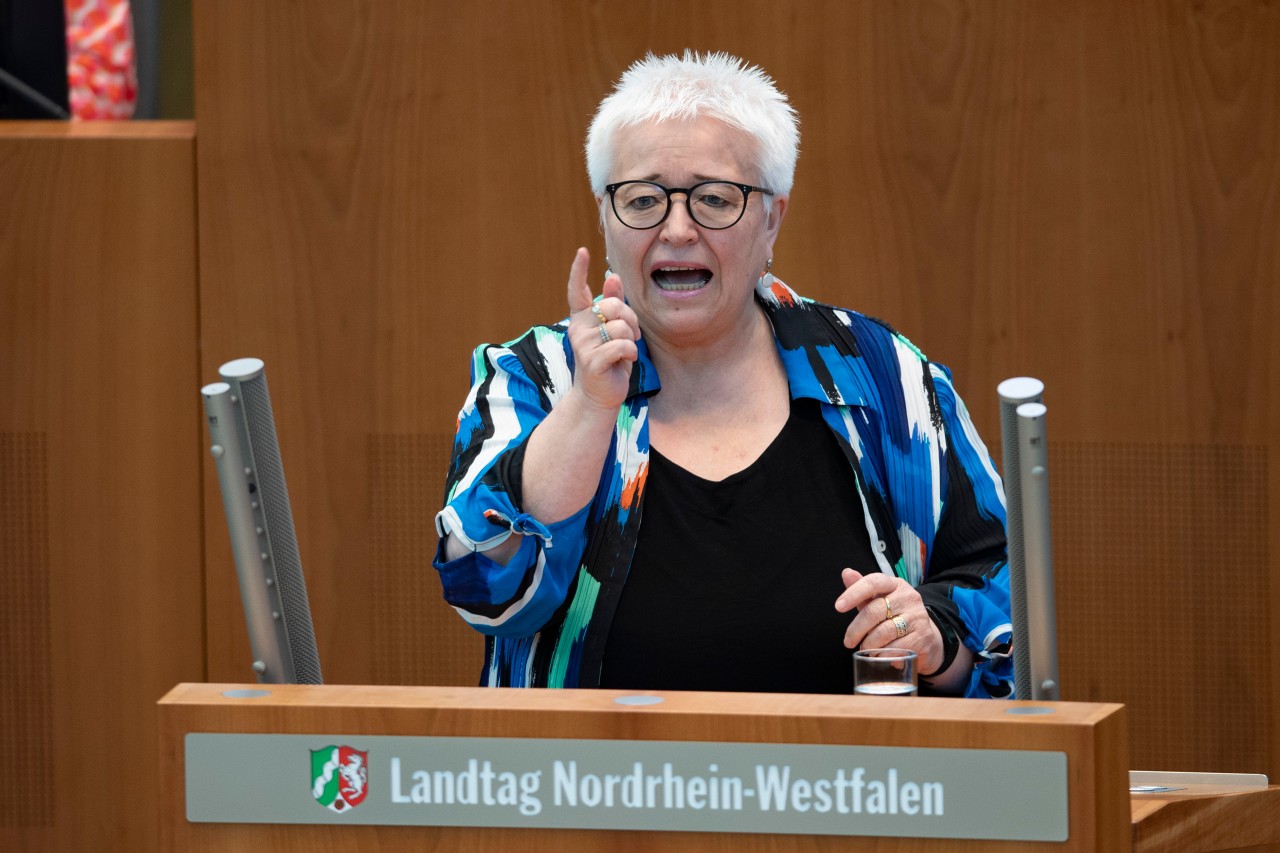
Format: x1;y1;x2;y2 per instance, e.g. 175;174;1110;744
0;120;194;139
1132;784;1280;852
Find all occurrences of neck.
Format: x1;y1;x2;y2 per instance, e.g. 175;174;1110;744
645;300;785;412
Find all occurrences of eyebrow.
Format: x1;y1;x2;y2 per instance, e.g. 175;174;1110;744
638;173;729;184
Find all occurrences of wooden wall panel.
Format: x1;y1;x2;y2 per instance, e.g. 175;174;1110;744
193;0;1280;779
0;123;203;850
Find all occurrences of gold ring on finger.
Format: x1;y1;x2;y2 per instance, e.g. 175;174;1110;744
590;303;607;325
884;597;893;621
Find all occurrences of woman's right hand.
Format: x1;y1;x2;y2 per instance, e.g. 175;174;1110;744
566;247;640;412
444;247;644;562
504;248;642;528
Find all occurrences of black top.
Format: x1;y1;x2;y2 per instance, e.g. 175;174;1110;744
599;397;879;694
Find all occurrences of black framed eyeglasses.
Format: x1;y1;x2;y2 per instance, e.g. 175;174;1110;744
604;180;774;230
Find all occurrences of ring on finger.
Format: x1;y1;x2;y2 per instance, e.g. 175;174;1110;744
892;615;909;639
884;597;893;621
597;323;611;343
590;303;608;326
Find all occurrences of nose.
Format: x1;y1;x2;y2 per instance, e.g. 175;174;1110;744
658;195;699;245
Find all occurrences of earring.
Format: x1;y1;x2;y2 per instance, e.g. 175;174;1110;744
760;257;775;288
605;257;613;279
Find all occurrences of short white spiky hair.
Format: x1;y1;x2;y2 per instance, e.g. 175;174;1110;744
586;51;800;196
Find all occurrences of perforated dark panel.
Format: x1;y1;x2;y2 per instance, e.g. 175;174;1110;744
0;433;54;826
1049;442;1270;773
239;372;323;684
369;434;484;686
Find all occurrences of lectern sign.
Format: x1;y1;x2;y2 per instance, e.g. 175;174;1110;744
186;733;1069;841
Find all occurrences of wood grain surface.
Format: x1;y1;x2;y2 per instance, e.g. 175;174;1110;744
188;0;1280;787
0;121;204;850
1131;784;1280;853
3;4;1276;852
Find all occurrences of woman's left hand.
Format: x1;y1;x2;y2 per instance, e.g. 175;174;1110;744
834;568;943;676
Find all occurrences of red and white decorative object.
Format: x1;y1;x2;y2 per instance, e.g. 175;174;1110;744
65;0;136;119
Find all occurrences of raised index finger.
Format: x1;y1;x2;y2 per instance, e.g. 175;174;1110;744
566;247;594;315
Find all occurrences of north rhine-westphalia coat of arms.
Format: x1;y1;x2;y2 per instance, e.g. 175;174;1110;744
311;745;369;812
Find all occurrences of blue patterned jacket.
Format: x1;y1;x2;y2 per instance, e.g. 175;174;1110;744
434;277;1014;697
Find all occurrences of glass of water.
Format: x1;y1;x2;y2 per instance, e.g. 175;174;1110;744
853;648;918;696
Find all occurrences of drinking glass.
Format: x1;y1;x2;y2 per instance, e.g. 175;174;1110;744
853;648;918;696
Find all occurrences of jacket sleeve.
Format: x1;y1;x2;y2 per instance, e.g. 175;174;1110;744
916;363;1014;699
432;334;591;638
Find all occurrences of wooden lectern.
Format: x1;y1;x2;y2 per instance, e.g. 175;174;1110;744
158;684;1279;851
160;684;1124;850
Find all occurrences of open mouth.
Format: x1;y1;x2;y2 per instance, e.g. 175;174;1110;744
651;266;713;292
